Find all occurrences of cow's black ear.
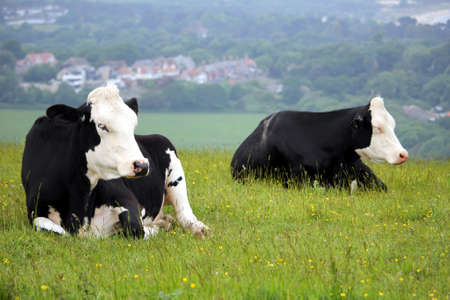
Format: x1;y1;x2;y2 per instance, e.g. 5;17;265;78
352;114;364;129
126;98;138;116
47;104;80;122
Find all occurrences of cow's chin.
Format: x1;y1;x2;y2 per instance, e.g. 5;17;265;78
355;148;389;164
100;172;142;181
118;170;137;179
93;165;132;181
125;173;147;179
98;170;124;181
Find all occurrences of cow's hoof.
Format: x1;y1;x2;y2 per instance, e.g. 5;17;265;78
159;219;172;231
33;217;67;236
192;223;212;239
162;214;176;229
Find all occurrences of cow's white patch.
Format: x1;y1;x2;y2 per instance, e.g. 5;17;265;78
261;113;276;144
142;216;159;239
355;97;408;165
33;217;67;235
350;180;358;194
140;207;160;239
164;149;210;237
48;206;62;225
87;205;128;238
85;84;148;189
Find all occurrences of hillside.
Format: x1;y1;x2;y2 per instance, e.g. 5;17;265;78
0;0;449;157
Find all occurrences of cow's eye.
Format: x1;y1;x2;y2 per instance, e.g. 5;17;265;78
373;126;382;134
97;123;109;132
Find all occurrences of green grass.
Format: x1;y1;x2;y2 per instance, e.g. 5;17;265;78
0;144;448;299
0;109;265;148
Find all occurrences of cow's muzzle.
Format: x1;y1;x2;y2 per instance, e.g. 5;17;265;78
133;160;149;177
395;150;408;165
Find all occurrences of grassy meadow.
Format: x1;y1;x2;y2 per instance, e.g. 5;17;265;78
0;142;448;299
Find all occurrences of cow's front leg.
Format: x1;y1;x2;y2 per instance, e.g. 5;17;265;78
118;206;144;239
164;149;211;238
353;160;387;191
87;182;146;239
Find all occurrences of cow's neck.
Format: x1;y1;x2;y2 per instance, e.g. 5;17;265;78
328;105;371;164
65;121;101;225
77;120;101;190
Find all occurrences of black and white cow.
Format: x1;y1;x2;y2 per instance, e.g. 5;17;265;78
22;84;149;235
88;134;211;239
231;97;408;190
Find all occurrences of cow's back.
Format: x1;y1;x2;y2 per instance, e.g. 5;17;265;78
231;113;286;179
22;116;75;186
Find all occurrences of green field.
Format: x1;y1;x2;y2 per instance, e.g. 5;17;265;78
0;109;265;148
0;143;448;299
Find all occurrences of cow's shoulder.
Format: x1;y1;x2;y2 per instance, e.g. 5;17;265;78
135;134;177;171
136;134;176;154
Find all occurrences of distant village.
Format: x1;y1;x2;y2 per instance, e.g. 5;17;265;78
17;51;449;121
4;4;263;92
2;4;68;26
15;51;264;93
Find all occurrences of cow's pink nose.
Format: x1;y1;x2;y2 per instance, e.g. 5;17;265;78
398;151;408;164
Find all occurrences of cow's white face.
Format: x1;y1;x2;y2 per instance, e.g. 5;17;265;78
355;97;408;165
85;84;149;188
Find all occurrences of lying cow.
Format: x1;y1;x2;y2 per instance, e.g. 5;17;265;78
88;134;211;239
22;84;149;234
22;84;210;238
231;97;408;190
